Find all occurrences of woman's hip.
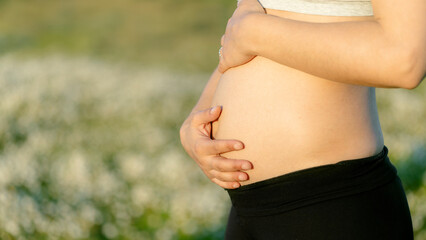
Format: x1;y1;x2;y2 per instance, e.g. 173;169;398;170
224;146;413;239
225;177;413;240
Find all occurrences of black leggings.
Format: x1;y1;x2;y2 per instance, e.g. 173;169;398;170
224;146;413;240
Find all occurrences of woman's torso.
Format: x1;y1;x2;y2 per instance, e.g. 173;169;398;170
211;9;384;185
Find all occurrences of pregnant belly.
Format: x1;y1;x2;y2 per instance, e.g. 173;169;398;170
210;56;384;185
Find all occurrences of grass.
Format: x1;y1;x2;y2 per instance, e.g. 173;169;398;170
0;0;236;73
0;55;229;239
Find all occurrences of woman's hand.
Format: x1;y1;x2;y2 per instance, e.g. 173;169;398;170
180;106;253;189
218;0;266;73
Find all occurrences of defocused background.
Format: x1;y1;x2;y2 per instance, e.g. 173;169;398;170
0;0;424;239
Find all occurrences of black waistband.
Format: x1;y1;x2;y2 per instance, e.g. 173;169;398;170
226;146;397;216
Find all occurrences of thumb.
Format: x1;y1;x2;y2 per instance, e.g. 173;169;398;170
191;106;222;126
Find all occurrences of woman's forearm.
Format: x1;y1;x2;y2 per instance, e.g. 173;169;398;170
242;14;421;89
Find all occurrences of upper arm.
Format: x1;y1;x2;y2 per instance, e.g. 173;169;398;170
372;0;426;88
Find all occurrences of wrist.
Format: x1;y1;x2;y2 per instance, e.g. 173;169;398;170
239;12;265;56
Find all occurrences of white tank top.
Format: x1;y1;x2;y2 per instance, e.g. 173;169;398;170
239;0;373;17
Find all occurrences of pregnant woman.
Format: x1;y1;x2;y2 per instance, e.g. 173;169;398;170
179;0;425;239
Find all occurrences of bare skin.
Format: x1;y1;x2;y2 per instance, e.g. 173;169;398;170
219;0;426;87
180;67;252;189
180;0;425;189
213;10;387;186
211;49;384;185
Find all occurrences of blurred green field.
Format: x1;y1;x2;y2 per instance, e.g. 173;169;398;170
0;0;236;72
0;0;425;239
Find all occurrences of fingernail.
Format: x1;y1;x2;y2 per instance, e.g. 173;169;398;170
210;106;219;114
239;174;247;181
234;143;243;150
242;163;252;170
233;183;240;188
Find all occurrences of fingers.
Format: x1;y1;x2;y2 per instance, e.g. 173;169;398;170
191;106;222;127
210;166;252;189
211;178;241;189
205;157;253;189
209;155;253;172
210;169;249;182
221;35;224;46
195;138;245;156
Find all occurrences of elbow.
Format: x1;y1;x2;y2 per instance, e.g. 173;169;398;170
391;46;426;90
403;74;425;90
